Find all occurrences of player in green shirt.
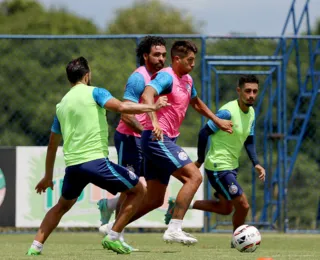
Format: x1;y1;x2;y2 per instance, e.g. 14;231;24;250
165;75;265;246
26;57;169;256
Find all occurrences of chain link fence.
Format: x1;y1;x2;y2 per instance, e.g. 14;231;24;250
0;35;319;232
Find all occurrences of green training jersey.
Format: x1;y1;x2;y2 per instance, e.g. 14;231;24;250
204;100;255;171
51;84;113;166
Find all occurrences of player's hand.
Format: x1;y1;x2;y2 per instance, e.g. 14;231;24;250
216;119;233;134
255;164;266;182
154;96;170;110
152;121;163;141
194;160;202;168
35;177;54;194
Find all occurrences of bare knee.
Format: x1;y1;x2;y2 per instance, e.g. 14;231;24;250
222;203;234;215
233;195;250;213
56;197;76;213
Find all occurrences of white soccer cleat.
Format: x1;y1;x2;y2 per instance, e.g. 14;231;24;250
163;229;198;245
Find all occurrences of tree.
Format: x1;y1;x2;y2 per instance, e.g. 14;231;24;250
107;0;202;34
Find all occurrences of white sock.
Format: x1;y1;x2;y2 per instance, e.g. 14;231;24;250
107;195;120;211
188;200;195;209
31;240;43;252
119;229;125;242
108;229;120;241
168;219;183;232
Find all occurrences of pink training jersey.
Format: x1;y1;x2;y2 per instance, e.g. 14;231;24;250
116;66;151;137
144;67;194;138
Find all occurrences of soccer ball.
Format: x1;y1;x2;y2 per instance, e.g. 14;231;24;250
232;225;261;252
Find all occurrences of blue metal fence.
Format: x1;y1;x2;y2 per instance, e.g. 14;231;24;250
0;0;319;233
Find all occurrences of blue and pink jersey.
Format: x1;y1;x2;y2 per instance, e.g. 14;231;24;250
144;67;198;138
116;66;152;137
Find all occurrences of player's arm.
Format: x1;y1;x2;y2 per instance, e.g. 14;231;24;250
141;72;173;140
244;119;265;181
120;73;146;134
196;109;231;167
35;115;62;194
120;103;144;134
190;92;233;134
92;87;168;114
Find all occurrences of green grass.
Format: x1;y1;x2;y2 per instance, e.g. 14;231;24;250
1;232;320;260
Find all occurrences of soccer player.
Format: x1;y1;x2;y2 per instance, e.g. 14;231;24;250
104;40;233;245
26;56;169;256
164;75;266;247
97;36;167;250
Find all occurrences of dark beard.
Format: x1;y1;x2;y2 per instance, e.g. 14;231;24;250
245;103;254;107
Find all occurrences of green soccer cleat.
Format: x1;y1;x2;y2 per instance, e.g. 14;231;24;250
26;248;41;256
122;241;139;252
164;197;176;225
101;236;131;254
97;199;114;225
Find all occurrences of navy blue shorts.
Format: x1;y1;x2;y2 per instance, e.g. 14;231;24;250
114;131;143;177
205;168;243;200
141;130;192;185
61;158;139;200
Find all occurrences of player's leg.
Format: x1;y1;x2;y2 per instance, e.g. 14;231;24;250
90;158;144;254
192;194;233;215
170;163;202;220
125;179;167;224
27;165;88;255
231;192;250;231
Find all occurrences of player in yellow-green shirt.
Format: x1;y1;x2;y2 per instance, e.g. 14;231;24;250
165;75;265;246
26;57;169;256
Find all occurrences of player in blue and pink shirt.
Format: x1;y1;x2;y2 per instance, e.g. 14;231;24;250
97;36;167;250
123;40;233;245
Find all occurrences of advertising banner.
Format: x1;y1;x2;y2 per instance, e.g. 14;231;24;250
16;146;204;228
0;148;16;227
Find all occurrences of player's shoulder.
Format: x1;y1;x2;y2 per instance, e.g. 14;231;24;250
249;106;255;116
220;100;236;110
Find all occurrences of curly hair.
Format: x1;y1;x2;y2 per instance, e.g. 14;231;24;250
136;36;166;66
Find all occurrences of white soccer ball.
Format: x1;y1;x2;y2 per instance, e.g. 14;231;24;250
232;225;261;253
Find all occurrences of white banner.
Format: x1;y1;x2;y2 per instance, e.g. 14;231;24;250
16;146;204;228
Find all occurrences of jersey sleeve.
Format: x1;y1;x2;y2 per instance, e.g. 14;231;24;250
191;82;197;98
51;115;62;134
92;87;114;108
147;71;173;95
249;117;255;136
207;109;231;132
123;72;145;103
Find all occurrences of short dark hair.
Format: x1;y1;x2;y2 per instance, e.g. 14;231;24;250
238;75;259;88
136;36;166;66
66;57;90;84
171;40;198;59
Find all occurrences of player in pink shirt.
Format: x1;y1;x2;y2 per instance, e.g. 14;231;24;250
123;40;233;245
97;36;167;250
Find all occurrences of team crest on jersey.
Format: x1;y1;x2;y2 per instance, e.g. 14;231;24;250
229;184;238;195
126;165;135;173
128;170;137;180
178;151;188;161
185;83;191;93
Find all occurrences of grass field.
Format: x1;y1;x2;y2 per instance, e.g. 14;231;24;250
1;232;320;260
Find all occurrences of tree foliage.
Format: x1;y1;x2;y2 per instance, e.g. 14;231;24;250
0;0;319;229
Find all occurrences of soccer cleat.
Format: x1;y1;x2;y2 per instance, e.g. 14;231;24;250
163;229;198;245
164;197;176;225
101;236;131;254
122;241;139;252
97;199;114;225
231;240;235;248
26;248;41;256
